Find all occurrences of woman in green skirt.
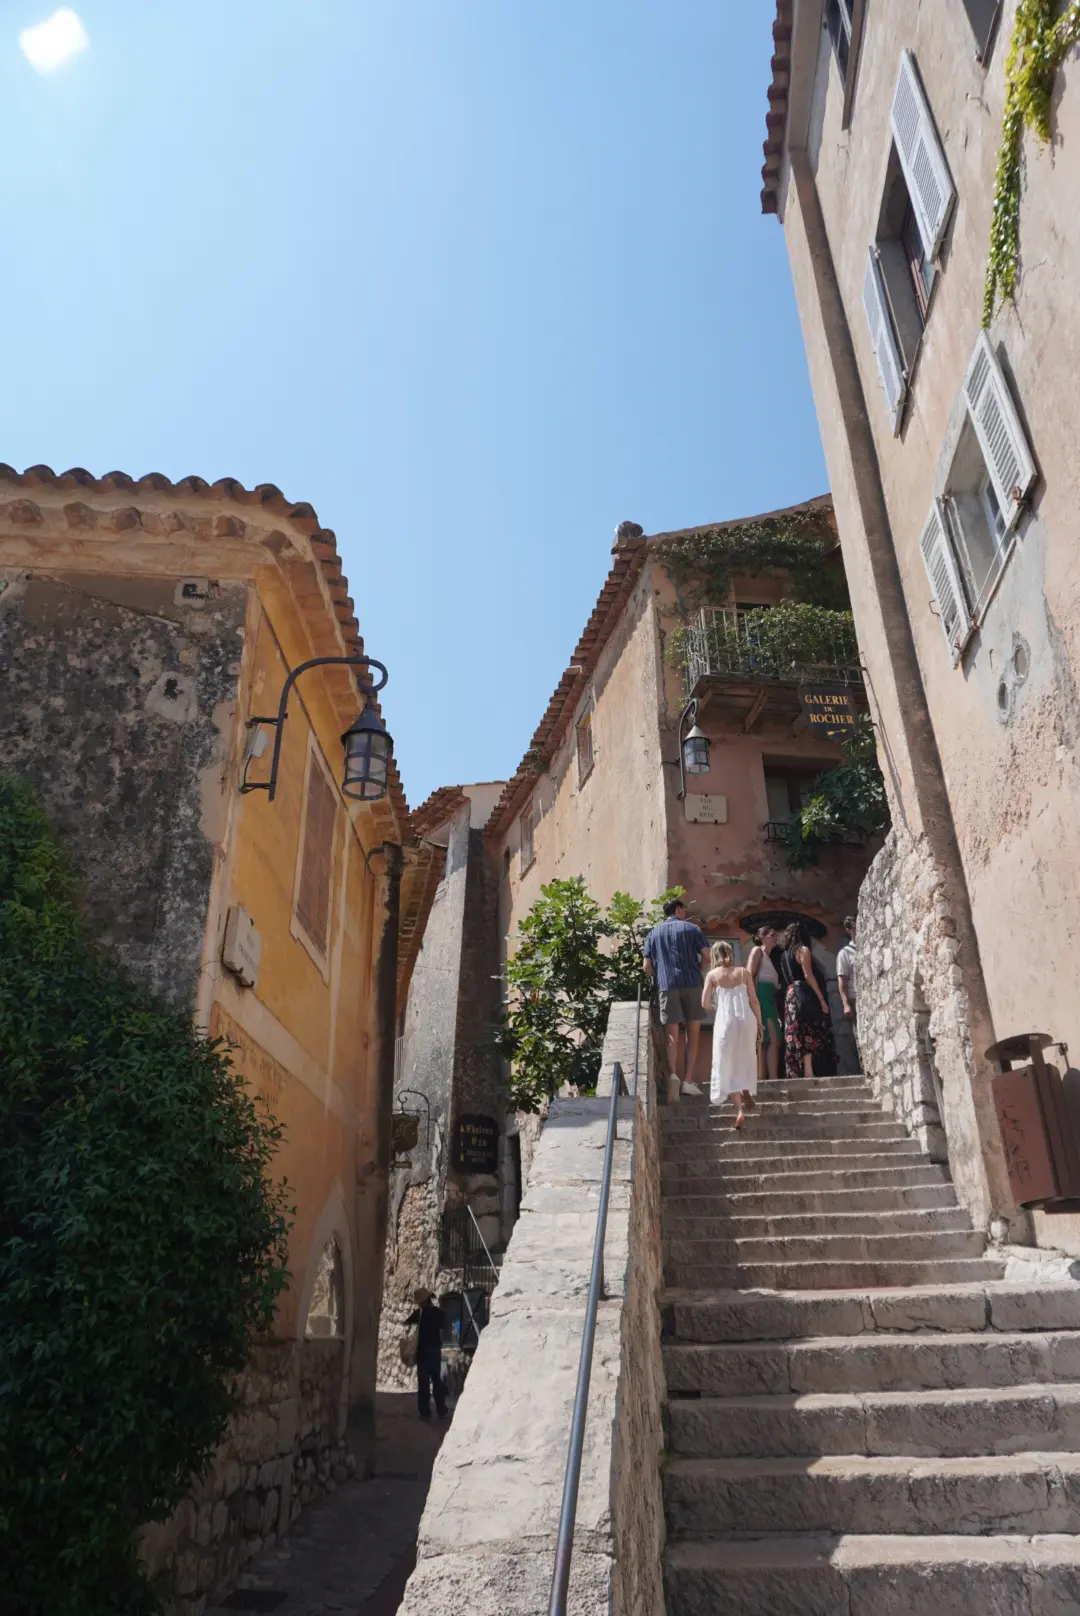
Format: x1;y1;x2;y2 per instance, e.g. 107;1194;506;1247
747;926;783;1083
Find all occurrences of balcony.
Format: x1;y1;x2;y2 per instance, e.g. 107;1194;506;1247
681;606;864;727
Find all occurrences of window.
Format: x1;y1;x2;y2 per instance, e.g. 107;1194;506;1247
576;711;594;783
763;765;828;824
919;331;1037;663
962;0;1002;61
296;753;338;954
824;0;853;81
863;53;956;433
520;800;537;870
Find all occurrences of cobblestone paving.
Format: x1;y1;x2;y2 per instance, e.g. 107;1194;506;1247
207;1391;446;1616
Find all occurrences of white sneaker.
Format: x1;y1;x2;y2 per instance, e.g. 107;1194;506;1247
680;1081;704;1097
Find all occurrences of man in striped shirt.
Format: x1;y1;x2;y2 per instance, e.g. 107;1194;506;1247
643;899;711;1097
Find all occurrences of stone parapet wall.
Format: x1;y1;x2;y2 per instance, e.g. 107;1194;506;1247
857;827;985;1208
398;1001;664;1616
141;1337;351;1615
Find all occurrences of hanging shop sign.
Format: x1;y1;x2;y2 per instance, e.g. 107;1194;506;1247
798;682;858;740
452;1114;500;1175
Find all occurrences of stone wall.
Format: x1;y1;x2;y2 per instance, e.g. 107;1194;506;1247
142;1338;351;1615
398;1000;665;1616
857;826;988;1215
0;570;246;1009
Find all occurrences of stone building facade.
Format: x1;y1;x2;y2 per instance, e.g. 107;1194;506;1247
486;499;877;1087
0;466;440;1611
762;0;1080;1245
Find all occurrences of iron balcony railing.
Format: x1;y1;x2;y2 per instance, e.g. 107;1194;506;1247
764;818;866;846
684;607;862;689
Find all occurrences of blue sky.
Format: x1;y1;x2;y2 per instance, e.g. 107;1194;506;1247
0;1;825;805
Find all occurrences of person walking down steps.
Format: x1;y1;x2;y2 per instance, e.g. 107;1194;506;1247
702;941;763;1129
403;1288;448;1421
643;898;712;1098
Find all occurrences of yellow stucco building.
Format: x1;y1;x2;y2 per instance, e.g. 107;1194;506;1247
0;464;440;1608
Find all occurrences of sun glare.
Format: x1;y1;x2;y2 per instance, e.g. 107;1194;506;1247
19;8;89;74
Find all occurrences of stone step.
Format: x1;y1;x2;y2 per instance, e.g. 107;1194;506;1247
664;1256;1006;1292
663;1159;947;1193
663;1141;925;1174
662;1206;973;1241
674;1074;870;1101
663;1117;910;1142
665;1229;988;1267
662;1182;961;1218
661;1283;1080;1345
663;1534;1080;1616
662;1099;881;1131
663;1450;1080;1537
668;1383;1080;1459
663;1330;1080;1396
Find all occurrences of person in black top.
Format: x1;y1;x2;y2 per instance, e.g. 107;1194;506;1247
405;1287;447;1419
778;922;837;1081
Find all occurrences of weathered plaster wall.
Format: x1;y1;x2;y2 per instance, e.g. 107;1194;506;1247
495;566;670;931
398;1001;664;1616
775;0;1080;1233
142;1339;352;1615
0;569;244;1006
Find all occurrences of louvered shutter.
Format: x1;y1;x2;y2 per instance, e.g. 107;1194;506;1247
862;248;905;434
297;760;337;952
919;499;972;665
890;52;956;258
962;330;1037;528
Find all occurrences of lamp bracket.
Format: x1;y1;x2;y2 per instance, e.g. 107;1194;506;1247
240;654;389;801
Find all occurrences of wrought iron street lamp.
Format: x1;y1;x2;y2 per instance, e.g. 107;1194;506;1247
677;697;711;798
241;655;392;803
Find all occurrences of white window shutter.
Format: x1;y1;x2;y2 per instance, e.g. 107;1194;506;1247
963;330;1037;527
862;248;905;434
919;498;972;665
890;52;956;258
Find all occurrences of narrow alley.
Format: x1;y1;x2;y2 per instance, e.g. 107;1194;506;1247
207;1395;446;1616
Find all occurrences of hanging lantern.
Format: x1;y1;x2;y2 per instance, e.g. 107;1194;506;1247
682;723;711;775
341;700;393;801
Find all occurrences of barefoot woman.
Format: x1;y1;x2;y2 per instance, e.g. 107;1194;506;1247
702;941;763;1129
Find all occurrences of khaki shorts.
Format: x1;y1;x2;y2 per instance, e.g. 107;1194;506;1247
658;985;703;1025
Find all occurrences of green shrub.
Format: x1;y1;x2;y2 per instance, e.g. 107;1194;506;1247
497;878;681;1110
0;776;291;1614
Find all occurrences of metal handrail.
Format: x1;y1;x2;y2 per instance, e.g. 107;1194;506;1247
548;1048;633;1615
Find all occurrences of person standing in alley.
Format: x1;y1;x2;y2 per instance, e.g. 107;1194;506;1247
643;898;711;1097
404;1287;447;1420
747;924;783;1084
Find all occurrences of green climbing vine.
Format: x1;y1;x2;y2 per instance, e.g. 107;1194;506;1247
653;507;848;615
984;0;1080;323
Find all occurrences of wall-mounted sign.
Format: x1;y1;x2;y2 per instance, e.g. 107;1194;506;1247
798;682;858;740
222;904;262;989
684;792;728;825
453;1114;499;1175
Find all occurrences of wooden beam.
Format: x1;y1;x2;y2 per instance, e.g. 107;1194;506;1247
744;688;768;733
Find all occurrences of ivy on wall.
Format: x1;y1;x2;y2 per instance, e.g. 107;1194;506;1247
653;507;848;615
984;0;1080;323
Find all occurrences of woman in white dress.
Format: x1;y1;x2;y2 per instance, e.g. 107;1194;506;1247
702;941;763;1130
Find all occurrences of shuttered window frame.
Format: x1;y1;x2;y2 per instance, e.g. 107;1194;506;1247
890;52;956;261
918;498;973;667
862;246;907;435
961;331;1037;529
292;742;339;971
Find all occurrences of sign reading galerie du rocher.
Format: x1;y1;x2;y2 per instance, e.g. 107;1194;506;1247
798;682;857;740
452;1114;500;1175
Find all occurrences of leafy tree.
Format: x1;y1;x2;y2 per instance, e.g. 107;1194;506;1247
498;878;682;1110
779;721;890;870
0;776;291;1615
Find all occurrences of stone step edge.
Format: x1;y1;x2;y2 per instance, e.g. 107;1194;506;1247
664;1449;1080;1481
664;1531;1080;1572
668;1380;1080;1414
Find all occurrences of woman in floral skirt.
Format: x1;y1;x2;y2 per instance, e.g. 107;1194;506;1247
778;922;836;1081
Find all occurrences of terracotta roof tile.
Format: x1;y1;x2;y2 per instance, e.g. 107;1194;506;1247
761;1;793;216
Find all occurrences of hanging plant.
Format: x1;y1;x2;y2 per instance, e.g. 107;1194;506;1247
653;508;848;615
984;0;1080;323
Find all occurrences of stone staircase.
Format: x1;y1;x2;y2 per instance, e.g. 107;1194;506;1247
659;1072;1080;1612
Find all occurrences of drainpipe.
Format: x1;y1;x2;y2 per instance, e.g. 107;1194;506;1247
349;839;403;1474
789;150;1015;1227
